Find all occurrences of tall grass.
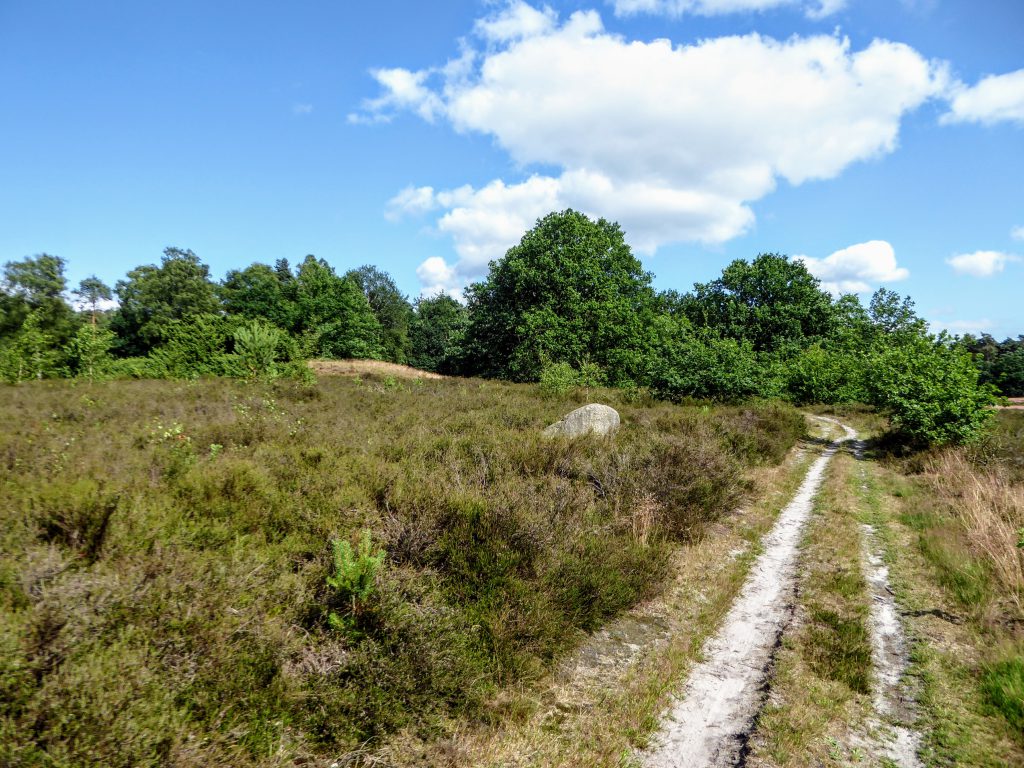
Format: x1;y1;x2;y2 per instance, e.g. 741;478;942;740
0;375;803;766
890;410;1024;743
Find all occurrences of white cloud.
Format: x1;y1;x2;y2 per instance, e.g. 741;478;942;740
1011;225;1024;241
476;1;557;41
610;0;847;19
795;240;909;294
292;103;313;115
416;256;465;300
359;3;947;294
946;250;1020;278
348;67;444;124
942;68;1024;126
70;296;119;313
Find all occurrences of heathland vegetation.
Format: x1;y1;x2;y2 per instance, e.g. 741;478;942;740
0;375;805;765
2;209;1022;765
0;209;1010;446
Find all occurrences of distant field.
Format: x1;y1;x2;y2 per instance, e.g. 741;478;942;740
0;374;803;767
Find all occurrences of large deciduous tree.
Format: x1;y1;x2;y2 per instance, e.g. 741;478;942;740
110;248;220;356
410;293;468;374
462;209;658;383
683;253;834;352
346;265;414;364
220;262;298;331
293;256;382;359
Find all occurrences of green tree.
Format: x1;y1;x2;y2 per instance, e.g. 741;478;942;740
146;314;236;379
346;265;414;364
67;324;116;380
73;275;113;326
868;287;926;338
992;344;1024;397
110;248;220;356
867;332;996;446
462;209;658;383
1;309;60;381
3;253;67;302
1;254;78;348
683;253;835;352
647;327;765;402
294;256;382;359
220;262;298;331
409;293;467;373
233;320;283;380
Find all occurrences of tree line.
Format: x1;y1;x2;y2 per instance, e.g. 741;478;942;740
0;209;1009;445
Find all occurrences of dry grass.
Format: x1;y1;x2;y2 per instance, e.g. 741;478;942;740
920;450;1024;610
308;358;445;379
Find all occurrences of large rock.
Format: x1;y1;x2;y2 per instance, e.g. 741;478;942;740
542;403;620;438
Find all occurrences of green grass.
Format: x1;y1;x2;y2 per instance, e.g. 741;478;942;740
0;374;804;767
981;654;1024;736
804;606;873;695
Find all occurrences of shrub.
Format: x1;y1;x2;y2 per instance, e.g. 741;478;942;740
868;333;997;446
326;530;385;630
538;361;579;397
233;321;282;380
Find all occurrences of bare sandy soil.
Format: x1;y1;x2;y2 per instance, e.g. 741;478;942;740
641;419;856;767
308;358;445;379
1001;397;1024;410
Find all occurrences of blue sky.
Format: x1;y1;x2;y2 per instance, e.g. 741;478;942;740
1;0;1021;337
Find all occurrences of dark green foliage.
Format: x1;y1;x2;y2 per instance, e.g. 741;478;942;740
147;314;239;378
683;253;835;352
0;378;801;765
220;262;298;331
963;333;1024;397
110;247;220;356
647;329;766;402
346;265;414;364
3;253;67;303
462;209;658;383
867;332;996;446
1;254;79;353
409;293;467;373
66;324;116;380
294;255;383;359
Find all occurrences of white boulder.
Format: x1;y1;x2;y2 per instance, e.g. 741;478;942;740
542;403;620;438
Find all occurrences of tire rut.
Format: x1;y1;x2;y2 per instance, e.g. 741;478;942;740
640;418;856;768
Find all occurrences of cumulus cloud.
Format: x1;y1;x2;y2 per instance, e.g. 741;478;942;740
416;256;464;299
795;240;909;294
348;68;444;124
942;68;1024;125
476;1;557;41
358;3;947;294
946;250;1020;277
610;0;846;20
1012;225;1024;241
292;103;314;115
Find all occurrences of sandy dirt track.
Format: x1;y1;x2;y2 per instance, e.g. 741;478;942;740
641;419;856;767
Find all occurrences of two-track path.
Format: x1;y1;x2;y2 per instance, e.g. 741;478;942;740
641;418;922;768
